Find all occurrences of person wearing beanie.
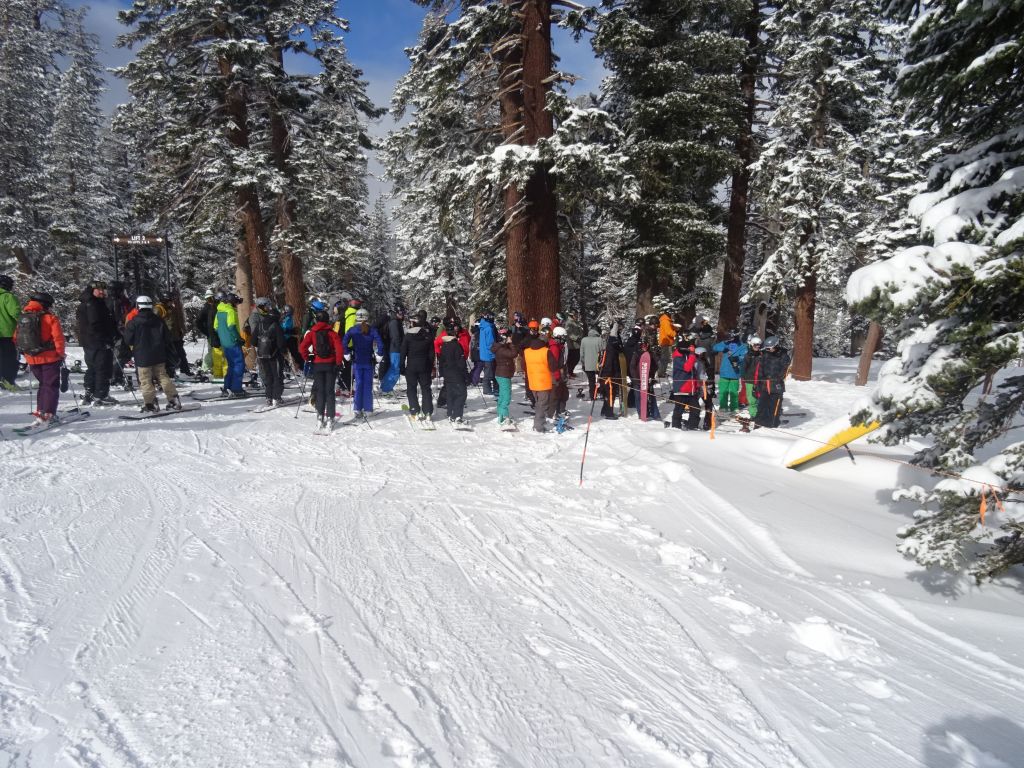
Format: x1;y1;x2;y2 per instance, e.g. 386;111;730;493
14;291;65;425
400;311;435;420
491;326;518;426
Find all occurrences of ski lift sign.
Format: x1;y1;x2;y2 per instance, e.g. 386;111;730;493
112;234;165;246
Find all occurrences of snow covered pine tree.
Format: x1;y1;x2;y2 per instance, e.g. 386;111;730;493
847;0;1024;580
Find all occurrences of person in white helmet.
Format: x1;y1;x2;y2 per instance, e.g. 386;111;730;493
341;307;384;416
740;334;762;420
550;325;570;416
123;295;182;412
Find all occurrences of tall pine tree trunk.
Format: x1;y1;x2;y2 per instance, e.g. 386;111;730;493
266;37;306;316
636;263;656;317
791;83;827;381
856;321;881;386
717;0;760;337
501;0;559;321
791;270;815;380
218;56;273;300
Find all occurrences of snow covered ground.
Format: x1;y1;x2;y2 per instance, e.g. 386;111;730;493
2;352;1023;768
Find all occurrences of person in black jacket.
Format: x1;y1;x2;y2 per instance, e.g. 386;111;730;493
400;310;435;420
437;318;469;424
76;280;119;405
754;336;791;428
597;323;622;419
123;295;181;412
245;297;287;406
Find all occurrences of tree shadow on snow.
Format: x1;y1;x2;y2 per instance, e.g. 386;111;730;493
922;715;1023;768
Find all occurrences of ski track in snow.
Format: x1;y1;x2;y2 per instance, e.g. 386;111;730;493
2;356;1024;767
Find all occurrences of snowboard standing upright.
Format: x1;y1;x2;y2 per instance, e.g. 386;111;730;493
638;351;651;422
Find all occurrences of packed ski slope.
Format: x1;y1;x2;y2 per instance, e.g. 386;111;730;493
2;354;1023;768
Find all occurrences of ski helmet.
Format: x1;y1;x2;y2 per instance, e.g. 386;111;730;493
695;346;706;355
0;275;13;291
540;316;552;328
215;290;229;302
355;308;370;323
748;334;762;347
29;290;54;308
310;298;326;311
204;288;215;299
552;326;567;338
254;296;272;309
349;297;362;307
763;335;779;349
136;295;153;308
528;319;540;330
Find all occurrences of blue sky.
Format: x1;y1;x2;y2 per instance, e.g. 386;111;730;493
72;0;605;199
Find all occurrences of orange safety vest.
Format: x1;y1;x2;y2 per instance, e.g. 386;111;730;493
523;344;553;391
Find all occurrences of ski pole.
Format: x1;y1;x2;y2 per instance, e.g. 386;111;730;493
63;360;81;409
114;358;139;404
293;362;311;419
579;378;603;487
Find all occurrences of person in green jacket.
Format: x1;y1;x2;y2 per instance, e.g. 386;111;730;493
0;275;22;390
214;291;246;396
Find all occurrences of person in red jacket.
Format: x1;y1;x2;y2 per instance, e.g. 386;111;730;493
299;309;344;430
14;291;66;425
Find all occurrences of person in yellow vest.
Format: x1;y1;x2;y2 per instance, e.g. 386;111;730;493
522;330;559;433
334;297;362;393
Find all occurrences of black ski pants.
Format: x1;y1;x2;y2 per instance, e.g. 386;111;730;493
405;370;433;415
444;374;467;419
0;337;18;385
756;392;784;428
585;370;597;400
312;363;336;419
258;354;284;401
84;346;113;399
671;394;700;429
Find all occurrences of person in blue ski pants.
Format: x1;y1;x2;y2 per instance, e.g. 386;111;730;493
342;308;384;415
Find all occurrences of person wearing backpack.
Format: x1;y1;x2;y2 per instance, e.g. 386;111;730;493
342;308;385;417
300;309;344;430
14;291;66;425
0;275;21;390
123;295;182;413
244;297;287;407
76;280;119;406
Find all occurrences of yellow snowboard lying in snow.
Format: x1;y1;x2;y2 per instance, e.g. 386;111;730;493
784;418;881;469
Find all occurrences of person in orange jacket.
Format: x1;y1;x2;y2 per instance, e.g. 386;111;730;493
14;291;66;425
522;329;559;433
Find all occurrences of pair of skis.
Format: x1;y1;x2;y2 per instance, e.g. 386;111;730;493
8;407;90;437
401;404;437;431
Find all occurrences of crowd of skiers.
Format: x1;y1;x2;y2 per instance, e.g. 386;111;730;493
0;275;792;434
